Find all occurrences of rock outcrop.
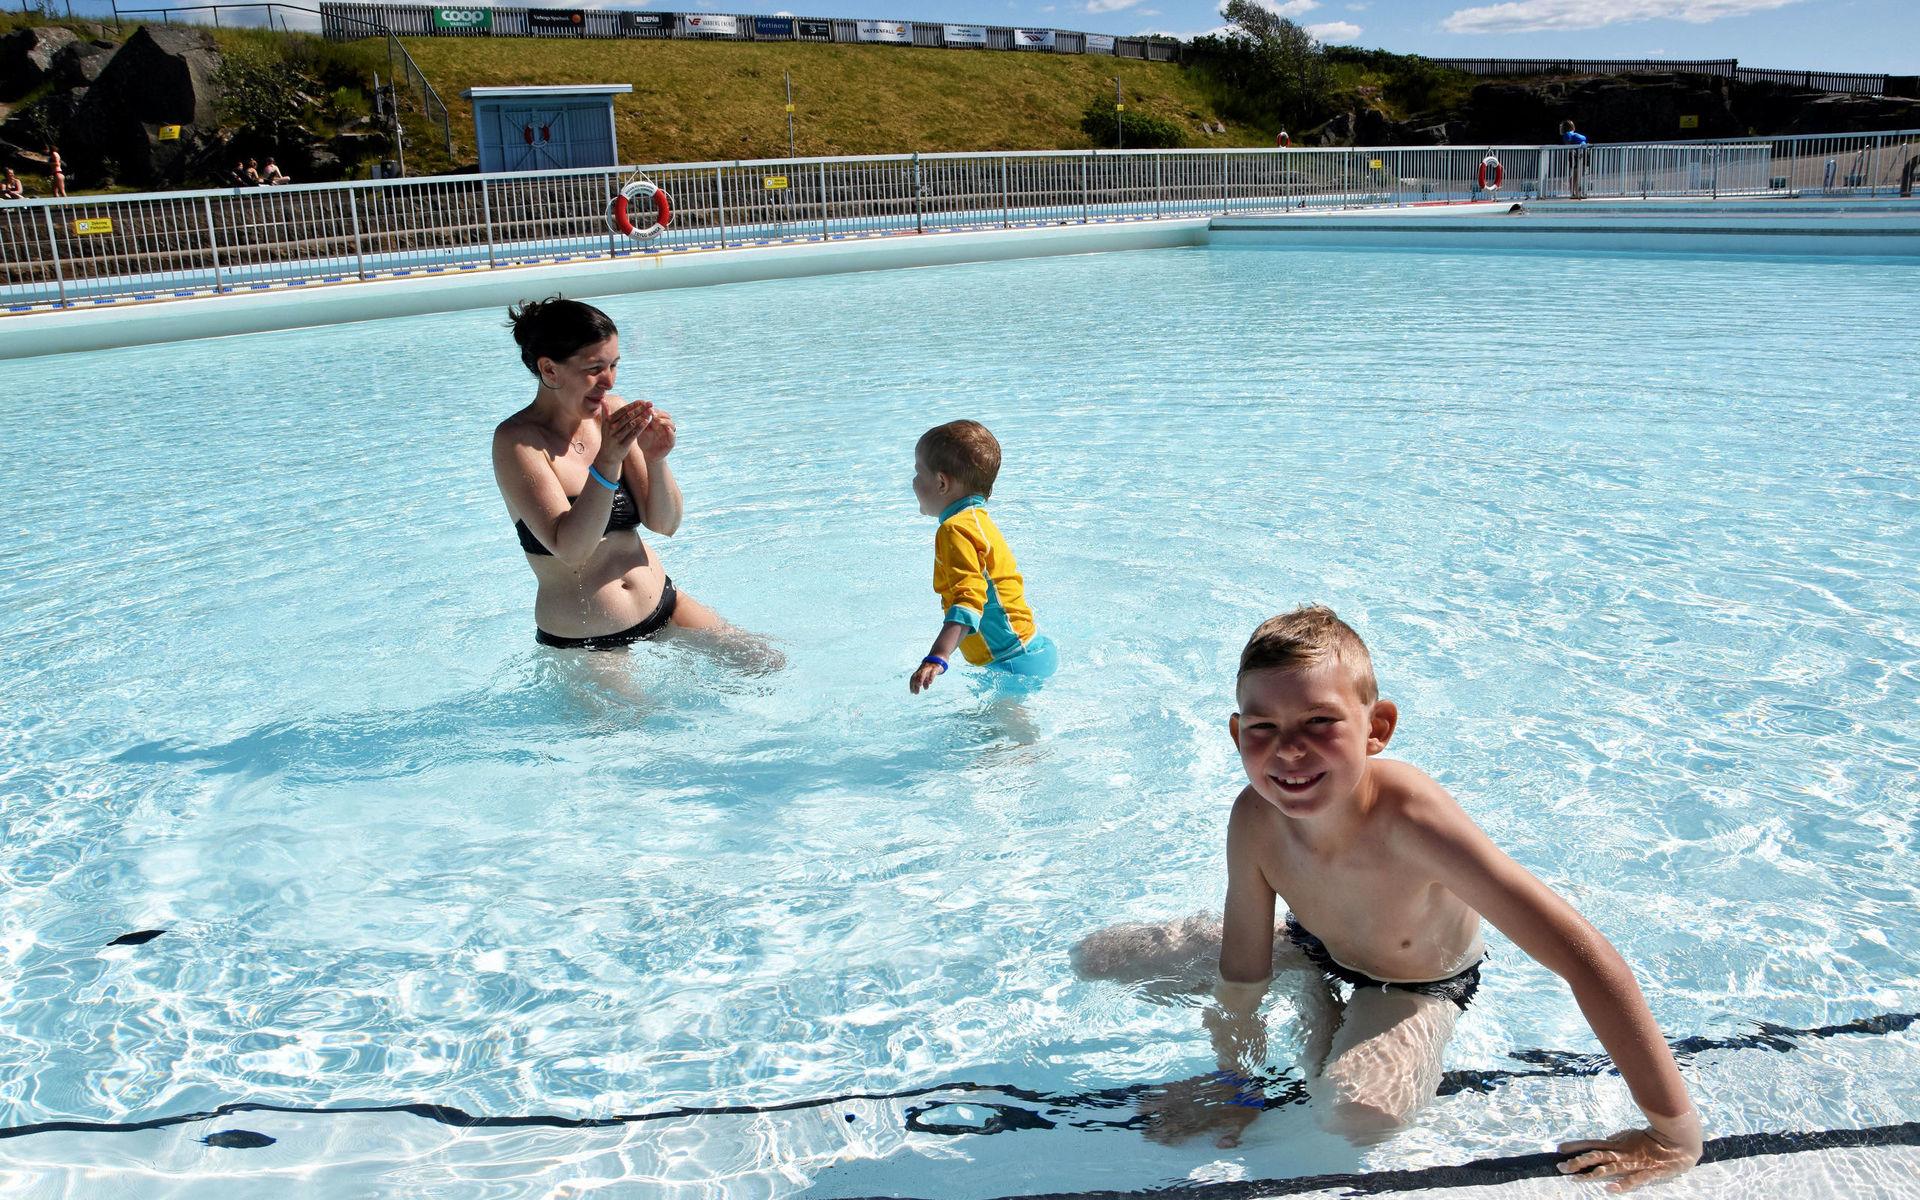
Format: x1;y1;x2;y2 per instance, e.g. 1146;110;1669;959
0;24;79;99
67;25;223;186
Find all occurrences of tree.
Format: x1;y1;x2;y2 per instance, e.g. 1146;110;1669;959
1187;0;1331;131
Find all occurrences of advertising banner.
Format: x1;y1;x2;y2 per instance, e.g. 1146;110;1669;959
621;11;671;30
754;16;793;36
1084;33;1115;53
433;7;492;30
796;18;831;37
942;24;987;45
1012;28;1057;49
681;13;739;34
528;9;585;33
856;20;912;43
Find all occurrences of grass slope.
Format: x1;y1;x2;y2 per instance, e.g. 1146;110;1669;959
400;37;1272;165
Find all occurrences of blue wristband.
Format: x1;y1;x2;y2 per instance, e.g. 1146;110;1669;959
586;465;620;492
922;655;949;673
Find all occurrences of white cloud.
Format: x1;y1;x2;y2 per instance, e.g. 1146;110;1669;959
1441;0;1798;35
1306;19;1363;40
1251;0;1321;16
1086;0;1142;12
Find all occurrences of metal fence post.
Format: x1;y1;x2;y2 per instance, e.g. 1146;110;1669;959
1867;134;1881;198
41;207;66;307
818;161;828;239
1001;157;1009;228
1082;152;1091;224
1219;153;1227;214
202;195;221;292
913;152;924;234
715;168;728;249
480;178;495;267
1154;153;1163;219
348;189;367;280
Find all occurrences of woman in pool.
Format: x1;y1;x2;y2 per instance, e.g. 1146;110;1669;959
493;296;732;650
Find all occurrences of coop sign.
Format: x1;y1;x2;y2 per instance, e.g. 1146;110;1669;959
433;8;492;29
71;218;114;236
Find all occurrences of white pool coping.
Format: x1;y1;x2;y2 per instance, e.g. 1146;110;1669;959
5;199;1917;362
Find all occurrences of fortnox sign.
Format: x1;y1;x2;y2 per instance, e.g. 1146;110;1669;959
433;7;492;30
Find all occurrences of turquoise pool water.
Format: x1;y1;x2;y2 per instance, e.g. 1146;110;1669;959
1;245;1916;1195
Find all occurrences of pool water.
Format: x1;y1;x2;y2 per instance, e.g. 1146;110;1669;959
1;245;1917;1196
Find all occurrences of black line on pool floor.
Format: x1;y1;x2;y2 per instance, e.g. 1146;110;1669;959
0;1009;1911;1163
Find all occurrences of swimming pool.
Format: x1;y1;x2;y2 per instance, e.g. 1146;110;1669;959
1;243;1916;1196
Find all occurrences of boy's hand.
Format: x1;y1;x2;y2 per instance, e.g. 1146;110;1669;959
1556;1115;1702;1193
908;661;942;694
1140;1073;1263;1149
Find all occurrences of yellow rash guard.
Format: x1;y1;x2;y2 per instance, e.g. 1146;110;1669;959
932;495;1037;666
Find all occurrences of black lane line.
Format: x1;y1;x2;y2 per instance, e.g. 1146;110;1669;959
841;1122;1920;1200
0;1010;1911;1146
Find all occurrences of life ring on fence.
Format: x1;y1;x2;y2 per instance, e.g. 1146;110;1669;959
609;179;672;238
1478;155;1503;191
1275;130;1291;148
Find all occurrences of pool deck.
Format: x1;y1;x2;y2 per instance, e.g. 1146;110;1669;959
4;198;1917;361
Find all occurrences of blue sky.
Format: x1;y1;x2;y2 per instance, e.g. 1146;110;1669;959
82;0;1917;74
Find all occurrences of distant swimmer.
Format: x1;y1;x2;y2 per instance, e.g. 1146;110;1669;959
1507;202;1529;215
908;420;1058;693
1560;120;1591;200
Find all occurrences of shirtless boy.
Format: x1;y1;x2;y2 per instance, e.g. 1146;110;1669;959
1076;606;1701;1192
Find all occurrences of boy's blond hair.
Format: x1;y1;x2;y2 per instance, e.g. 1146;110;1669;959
1238;605;1379;704
918;420;1001;499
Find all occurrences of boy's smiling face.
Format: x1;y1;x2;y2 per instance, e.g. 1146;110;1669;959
1231;661;1397;818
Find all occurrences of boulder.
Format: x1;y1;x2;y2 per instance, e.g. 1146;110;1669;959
67;24;222;187
54;38;118;89
0;25;78;100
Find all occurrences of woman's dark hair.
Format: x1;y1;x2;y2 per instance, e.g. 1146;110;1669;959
506;296;619;377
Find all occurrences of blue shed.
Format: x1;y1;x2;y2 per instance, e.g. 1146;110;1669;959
464;85;633;173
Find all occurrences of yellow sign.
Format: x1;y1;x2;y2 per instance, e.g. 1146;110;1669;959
784;103;794;113
762;175;789;190
157;124;181;140
1679;114;1700;129
1115;103;1125;112
71;218;114;236
1369;158;1383;169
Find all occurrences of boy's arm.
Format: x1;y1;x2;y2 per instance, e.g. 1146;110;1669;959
911;524;989;693
1397;788;1701;1190
1143;790;1278;1149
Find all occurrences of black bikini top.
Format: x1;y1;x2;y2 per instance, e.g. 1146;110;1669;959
515;475;641;556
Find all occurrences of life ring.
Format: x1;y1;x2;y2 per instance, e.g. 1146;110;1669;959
608;179;672;238
1275;131;1291;148
1478;155;1503;191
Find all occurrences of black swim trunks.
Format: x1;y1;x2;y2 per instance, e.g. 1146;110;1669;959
1285;915;1483;1011
535;577;678;650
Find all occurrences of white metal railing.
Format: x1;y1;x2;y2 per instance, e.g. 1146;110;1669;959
4;132;1917;311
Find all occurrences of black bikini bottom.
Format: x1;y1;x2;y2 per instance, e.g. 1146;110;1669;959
1285;915;1483;1011
535;578;678;650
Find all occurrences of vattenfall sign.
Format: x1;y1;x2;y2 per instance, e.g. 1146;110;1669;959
432;7;491;30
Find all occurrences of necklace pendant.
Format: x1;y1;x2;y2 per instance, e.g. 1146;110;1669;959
572;439;586;454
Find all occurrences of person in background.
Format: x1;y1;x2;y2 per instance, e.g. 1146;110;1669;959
245;158;264;186
1560;120;1590;200
1;168;23;199
49;146;66;197
264;157;291;185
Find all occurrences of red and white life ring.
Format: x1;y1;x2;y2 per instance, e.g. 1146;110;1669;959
609;179;672;238
1478;155;1503;191
1275;131;1291;148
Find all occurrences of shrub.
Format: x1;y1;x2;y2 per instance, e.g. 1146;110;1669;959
1081;95;1185;149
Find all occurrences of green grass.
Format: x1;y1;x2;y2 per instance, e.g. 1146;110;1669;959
398;37;1275;164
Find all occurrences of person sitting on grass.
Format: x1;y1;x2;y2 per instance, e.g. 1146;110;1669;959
0;168;22;199
264;157;291;185
1074;606;1701;1192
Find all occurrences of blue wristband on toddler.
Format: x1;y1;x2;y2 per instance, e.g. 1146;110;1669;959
587;465;620;492
922;655;949;674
